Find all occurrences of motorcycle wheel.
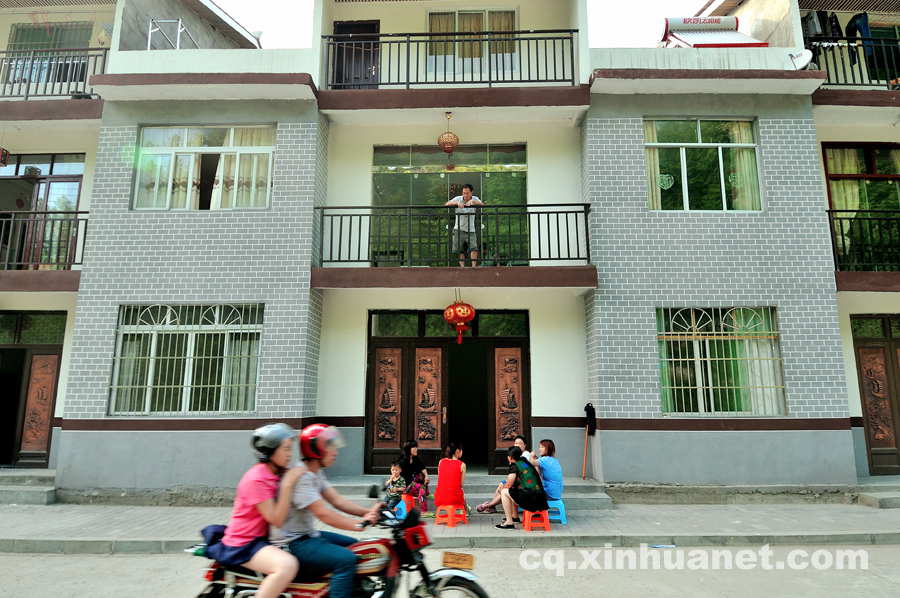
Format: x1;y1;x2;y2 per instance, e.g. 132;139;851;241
413;576;490;598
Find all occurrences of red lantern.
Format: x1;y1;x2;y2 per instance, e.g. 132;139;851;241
443;301;476;345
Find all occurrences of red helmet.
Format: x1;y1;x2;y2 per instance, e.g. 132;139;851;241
299;424;345;460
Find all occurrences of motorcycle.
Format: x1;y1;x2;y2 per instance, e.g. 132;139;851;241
188;509;489;598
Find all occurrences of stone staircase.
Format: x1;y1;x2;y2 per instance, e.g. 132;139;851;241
857;478;900;509
0;469;56;505
328;473;614;512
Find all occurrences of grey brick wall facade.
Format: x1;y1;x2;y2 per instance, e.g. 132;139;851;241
65;118;326;420
582;110;848;420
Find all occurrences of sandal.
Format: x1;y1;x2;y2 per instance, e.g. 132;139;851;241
476;502;497;514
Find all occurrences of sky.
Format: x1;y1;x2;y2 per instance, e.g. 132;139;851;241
213;0;707;49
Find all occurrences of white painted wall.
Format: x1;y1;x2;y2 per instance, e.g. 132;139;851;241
837;293;900;418
327;120;582;207
0;292;78;417
326;0;577;35
106;48;318;76
317;288;588;418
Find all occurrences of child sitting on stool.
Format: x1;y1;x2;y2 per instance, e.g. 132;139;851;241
383;460;406;509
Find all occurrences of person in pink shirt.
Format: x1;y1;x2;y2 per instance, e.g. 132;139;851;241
206;423;305;598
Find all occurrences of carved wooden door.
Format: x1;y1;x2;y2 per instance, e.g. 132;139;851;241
489;343;530;474
855;340;900;475
15;350;60;467
365;342;446;474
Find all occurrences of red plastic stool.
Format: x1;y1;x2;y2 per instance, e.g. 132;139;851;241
434;504;468;527
522;510;551;532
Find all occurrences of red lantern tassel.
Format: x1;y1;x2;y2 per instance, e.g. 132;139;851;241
456;324;469;344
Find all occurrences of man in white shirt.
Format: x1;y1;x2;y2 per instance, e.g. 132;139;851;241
444;183;484;267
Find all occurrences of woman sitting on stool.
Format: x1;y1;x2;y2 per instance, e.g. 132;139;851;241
434;442;467;510
495;446;548;529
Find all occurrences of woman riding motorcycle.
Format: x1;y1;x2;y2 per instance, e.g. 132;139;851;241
205;423;305;598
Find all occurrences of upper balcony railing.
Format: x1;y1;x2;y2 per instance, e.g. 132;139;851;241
829;210;900;272
0;47;108;99
806;36;900;90
322;30;577;89
317;204;589;267
1;211;88;270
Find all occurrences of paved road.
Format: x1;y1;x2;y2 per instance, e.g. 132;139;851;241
3;545;899;597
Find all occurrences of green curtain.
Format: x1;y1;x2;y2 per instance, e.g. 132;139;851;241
644;121;662;210
489;11;515;56
458;12;483;59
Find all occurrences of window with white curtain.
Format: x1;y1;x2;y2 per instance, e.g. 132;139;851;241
656;307;786;416
134;126;274;211
110;304;264;415
644;119;761;211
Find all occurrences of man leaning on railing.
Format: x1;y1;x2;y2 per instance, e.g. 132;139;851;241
444;183;484;267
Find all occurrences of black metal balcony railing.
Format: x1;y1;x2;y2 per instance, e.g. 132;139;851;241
317;204;590;267
0;47;108;99
0;211;88;270
323;30;577;89
829;210;900;272
806;36;900;89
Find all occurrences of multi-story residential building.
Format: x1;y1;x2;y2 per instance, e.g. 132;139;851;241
3;0;895;495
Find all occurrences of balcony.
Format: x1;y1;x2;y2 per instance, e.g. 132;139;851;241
318;204;589;267
0;48;108;100
806;36;900;90
322;30;578;90
313;204;595;289
829;210;900;292
1;211;88;270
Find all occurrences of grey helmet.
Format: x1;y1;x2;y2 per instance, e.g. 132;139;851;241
251;423;295;462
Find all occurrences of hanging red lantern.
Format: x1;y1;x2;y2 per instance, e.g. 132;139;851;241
443;301;476;345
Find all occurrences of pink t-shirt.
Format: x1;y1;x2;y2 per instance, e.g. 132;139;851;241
221;463;280;547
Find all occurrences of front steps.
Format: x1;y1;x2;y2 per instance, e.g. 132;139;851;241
859;492;900;508
0;470;56;505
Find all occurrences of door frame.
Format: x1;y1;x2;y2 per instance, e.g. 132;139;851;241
2;344;62;468
363;310;531;474
331;20;381;89
851;314;900;476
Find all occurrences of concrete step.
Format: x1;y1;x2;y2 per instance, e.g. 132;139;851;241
330;476;604;498
859;492;900;509
461;492;614;511
0;485;56;505
0;469;56;486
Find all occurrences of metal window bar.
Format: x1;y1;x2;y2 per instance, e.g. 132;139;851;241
656;307;786;416
828;210;900;272
316;203;589;266
109;304;264;415
805;35;900;90
322;29;577;89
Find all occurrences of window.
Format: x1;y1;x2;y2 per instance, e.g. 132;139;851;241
369;310;528;338
110;304;263;415
427;10;515;59
656;307;785;415
5;22;94;85
0;312;67;345
824;144;900;211
134;126;274;211
644;119;761;211
371;144;528;266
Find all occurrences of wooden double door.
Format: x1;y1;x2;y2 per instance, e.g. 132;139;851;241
365;338;529;474
853;315;900;475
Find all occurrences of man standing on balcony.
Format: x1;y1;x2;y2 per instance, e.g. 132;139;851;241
445;183;484;267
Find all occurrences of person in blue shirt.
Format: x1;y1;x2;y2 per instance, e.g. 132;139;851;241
529;439;564;501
